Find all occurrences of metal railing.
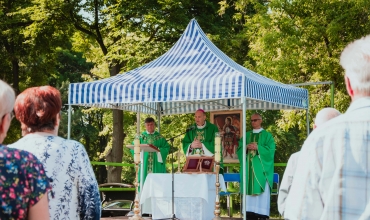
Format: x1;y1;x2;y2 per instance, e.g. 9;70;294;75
91;161;135;192
92;161;288;191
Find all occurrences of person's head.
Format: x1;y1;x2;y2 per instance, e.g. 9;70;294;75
250;113;262;129
0;80;16;143
340;35;370;101
313;107;341;129
194;109;206;126
14;86;62;135
144;117;156;133
225;117;232;125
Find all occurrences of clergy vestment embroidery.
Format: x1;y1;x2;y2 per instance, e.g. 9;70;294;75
249;132;263;195
134;132;170;183
195;130;205;142
190;129;206;155
249;132;259;158
141;133;162;173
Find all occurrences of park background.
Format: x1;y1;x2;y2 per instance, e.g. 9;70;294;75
2;0;369;217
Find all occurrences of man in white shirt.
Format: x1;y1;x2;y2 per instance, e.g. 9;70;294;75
284;35;370;219
277;107;341;217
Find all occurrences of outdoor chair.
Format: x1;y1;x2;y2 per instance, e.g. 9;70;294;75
271;173;280;195
219;173;241;217
220;172;280;218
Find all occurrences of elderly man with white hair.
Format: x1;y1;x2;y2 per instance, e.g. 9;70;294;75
277;107;341;217
284;35;370;219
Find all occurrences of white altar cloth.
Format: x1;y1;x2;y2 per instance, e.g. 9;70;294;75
140;173;226;220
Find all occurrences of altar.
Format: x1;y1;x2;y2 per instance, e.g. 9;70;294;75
140;173;226;220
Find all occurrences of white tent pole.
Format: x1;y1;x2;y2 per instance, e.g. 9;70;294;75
67;105;71;140
138;112;144;199
242;96;247;220
306;109;310;137
305;90;310;137
137;112;141;134
157;103;161;132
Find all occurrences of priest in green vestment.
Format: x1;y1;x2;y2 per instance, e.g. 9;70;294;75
131;117;170;185
237;113;276;220
182;109;223;173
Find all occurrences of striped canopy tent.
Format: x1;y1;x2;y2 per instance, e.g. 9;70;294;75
68;19;309;220
68;19;309;116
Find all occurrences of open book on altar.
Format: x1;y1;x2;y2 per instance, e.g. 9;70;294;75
126;144;160;152
182;155;214;173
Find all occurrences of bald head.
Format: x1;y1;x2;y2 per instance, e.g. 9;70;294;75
194;109;206;126
251;113;262;129
314;108;341;129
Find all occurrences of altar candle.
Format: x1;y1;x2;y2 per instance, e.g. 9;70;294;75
215;136;221;146
215;133;221;162
215;151;221;162
134;137;140;163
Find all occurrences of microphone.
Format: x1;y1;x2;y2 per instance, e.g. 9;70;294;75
186;125;196;132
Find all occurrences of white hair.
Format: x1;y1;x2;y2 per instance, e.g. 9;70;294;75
0;80;15;123
314;107;341;127
340;35;370;95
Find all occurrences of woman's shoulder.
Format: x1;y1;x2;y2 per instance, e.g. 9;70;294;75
0;144;44;170
60;137;84;146
1;144;35;158
0;146;50;220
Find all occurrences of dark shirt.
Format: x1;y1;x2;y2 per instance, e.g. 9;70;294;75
0;144;51;219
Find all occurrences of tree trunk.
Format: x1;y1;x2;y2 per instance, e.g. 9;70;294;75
106;62;124;183
3;40;20;94
12;59;19;94
107;109;124;182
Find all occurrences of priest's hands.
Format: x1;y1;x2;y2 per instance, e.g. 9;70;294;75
247;143;258;150
191;139;202;149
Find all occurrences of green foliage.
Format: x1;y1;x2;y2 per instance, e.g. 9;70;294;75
218;0;370;144
223;0;370;216
242;0;370;104
0;0;73;92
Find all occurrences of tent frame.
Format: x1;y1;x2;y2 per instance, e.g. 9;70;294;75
67;98;310;220
66;18;311;220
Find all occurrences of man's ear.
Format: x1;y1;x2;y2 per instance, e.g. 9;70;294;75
0;117;5;134
0;114;10;142
345;76;354;98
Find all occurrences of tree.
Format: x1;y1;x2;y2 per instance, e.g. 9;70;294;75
26;0;241;182
0;0;72;93
225;0;370;137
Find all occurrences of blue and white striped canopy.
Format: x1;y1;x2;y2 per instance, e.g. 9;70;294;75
68;19;308;115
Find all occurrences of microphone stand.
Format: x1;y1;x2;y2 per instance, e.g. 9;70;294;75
164;127;195;220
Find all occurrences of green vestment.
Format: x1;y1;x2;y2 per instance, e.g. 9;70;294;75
182;121;223;173
182;121;218;155
131;131;170;185
237;130;275;195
